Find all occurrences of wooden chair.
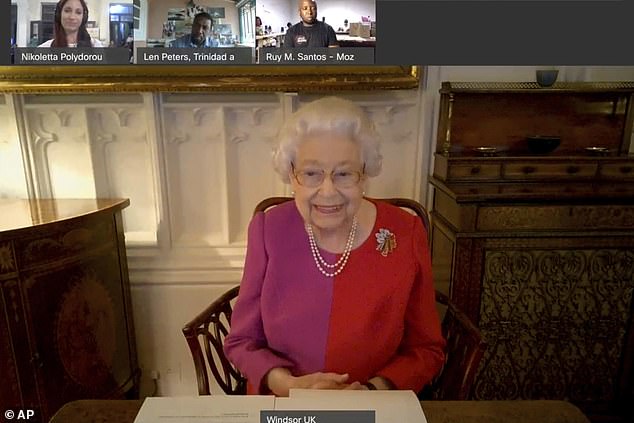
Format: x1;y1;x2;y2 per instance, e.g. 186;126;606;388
182;197;486;399
182;286;245;395
420;289;486;400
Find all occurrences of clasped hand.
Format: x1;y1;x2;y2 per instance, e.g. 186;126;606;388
266;368;367;397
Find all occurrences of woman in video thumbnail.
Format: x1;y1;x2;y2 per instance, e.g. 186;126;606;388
224;97;445;396
38;0;103;47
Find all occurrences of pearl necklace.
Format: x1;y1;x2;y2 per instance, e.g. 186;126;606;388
305;216;358;277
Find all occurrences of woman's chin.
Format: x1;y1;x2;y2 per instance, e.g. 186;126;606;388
310;213;347;231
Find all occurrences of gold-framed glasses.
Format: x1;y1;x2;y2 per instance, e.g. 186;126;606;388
292;163;365;188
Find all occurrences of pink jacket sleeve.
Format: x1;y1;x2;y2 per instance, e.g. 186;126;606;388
223;212;294;393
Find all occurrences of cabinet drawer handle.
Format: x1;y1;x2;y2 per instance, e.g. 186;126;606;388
566;166;580;174
470;166;481;175
620;166;633;174
522;166;536;174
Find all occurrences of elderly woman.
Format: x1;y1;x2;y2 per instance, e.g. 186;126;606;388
224;97;445;396
38;0;103;47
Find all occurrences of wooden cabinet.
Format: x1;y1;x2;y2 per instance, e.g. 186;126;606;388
430;82;634;422
0;199;139;423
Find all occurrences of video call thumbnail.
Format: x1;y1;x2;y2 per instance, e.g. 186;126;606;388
136;0;255;64
11;0;135;48
256;0;375;49
142;0;254;50
11;0;136;64
9;0;374;65
256;0;375;64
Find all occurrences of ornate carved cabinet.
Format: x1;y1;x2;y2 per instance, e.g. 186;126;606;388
430;82;634;422
0;199;139;423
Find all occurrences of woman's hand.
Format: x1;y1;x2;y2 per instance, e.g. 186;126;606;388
307;376;365;391
265;368;363;396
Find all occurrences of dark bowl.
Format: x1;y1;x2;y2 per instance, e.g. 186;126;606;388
536;70;559;87
526;136;561;154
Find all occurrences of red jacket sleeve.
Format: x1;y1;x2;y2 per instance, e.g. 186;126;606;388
375;216;446;391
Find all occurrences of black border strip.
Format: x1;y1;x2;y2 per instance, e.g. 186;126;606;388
375;0;634;65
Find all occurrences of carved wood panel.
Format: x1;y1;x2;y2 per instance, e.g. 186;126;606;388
478;205;634;231
23;253;132;419
474;247;634;409
0;200;137;423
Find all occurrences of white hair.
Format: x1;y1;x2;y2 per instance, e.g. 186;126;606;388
272;97;383;183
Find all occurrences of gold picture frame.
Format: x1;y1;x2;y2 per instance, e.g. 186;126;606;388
0;65;420;93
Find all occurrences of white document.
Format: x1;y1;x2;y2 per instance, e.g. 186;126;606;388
278;389;427;423
133;391;426;423
133;395;275;423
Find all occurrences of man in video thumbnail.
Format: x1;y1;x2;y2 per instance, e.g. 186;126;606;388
38;0;103;47
284;0;338;48
170;12;219;48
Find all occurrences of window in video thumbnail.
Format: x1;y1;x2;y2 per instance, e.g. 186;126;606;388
255;0;375;49
11;0;136;49
11;4;17;48
142;0;255;48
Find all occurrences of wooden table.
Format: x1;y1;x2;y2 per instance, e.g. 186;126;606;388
49;399;591;423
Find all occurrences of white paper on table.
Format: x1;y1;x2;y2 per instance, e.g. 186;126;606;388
279;389;427;423
133;395;275;423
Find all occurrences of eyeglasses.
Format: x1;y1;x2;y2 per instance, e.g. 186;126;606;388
292;163;365;188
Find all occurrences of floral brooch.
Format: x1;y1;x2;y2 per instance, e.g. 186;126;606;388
375;228;397;257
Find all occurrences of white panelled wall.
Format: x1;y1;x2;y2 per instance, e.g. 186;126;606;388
1;66;633;397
